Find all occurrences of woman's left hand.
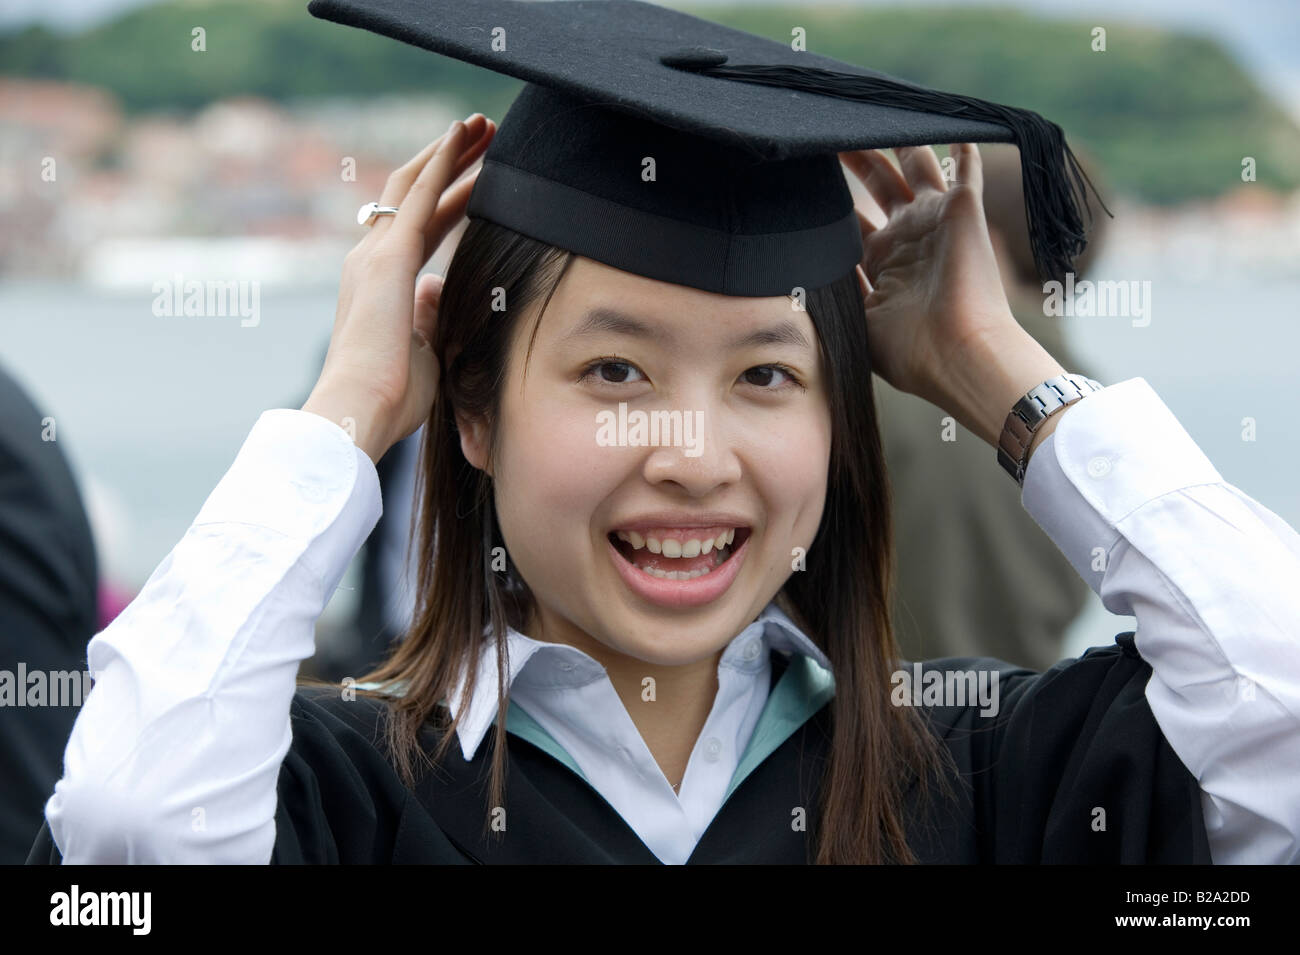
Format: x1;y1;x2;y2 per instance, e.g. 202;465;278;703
839;143;1020;407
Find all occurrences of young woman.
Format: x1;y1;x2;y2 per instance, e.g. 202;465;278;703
24;102;1300;864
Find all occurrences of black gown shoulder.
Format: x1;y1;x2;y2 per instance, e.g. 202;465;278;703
904;631;1211;863
25;633;1211;864
266;687;472;864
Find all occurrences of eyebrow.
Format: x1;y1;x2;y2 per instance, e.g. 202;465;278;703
562;307;813;352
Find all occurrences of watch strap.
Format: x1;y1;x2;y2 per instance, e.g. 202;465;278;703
996;373;1104;486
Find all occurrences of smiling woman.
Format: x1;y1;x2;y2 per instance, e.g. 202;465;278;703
358;218;944;863
27;0;1300;868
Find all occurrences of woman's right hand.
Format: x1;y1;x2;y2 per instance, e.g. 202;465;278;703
303;113;496;464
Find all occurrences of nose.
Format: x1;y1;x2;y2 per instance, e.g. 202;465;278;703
639;399;742;495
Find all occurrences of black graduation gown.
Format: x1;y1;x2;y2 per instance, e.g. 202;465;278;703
0;361;99;865
25;632;1212;864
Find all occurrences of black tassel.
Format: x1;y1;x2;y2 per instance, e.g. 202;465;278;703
669;59;1112;285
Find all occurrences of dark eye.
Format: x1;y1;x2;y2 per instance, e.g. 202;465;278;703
578;358;646;385
742;364;802;390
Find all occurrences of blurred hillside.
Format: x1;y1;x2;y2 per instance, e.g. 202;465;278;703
1;0;1298;204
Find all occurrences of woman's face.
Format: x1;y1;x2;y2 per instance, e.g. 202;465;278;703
461;255;833;667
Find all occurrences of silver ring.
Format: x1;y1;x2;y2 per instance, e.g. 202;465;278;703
357;201;400;226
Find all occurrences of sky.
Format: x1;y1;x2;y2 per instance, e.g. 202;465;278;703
2;0;1297;118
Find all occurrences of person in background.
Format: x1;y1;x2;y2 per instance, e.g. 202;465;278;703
298;344;422;684
335;423;422;681
0;360;98;863
874;144;1111;670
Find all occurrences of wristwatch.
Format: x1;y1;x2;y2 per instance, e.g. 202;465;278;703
996;373;1105;486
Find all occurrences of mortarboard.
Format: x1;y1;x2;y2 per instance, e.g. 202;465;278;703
307;0;1108;296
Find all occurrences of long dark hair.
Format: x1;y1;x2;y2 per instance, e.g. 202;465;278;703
354;216;957;863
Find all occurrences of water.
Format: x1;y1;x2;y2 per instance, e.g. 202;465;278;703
0;283;359;622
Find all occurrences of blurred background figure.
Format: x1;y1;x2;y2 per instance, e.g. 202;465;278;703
349;426;423;676
0;360;98;863
872;144;1110;670
308;419;423;683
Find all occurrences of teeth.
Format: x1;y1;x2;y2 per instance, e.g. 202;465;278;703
614;528;741;553
640;565;713;580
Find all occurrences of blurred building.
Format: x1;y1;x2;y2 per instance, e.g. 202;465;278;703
0;79;467;285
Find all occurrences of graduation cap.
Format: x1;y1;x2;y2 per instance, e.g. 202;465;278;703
307;0;1108;296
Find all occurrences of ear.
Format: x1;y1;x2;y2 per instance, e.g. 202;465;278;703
442;342;493;476
455;409;493;477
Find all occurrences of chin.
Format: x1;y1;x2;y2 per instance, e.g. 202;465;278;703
593;600;762;668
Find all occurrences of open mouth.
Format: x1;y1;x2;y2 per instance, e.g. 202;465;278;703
607;527;752;580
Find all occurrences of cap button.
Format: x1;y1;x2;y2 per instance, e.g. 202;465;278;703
659;47;729;71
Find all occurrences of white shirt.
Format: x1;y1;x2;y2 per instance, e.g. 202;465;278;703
43;377;1300;864
449;601;828;865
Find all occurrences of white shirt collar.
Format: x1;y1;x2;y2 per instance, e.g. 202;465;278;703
447;600;831;762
